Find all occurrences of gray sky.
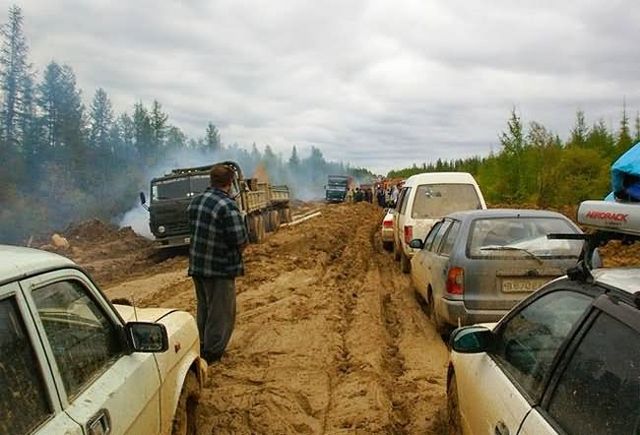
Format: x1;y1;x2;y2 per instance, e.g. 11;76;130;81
7;0;640;173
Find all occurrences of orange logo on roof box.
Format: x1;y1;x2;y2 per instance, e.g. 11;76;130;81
586;210;629;222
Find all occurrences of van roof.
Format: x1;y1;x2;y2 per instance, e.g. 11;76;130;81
403;172;478;187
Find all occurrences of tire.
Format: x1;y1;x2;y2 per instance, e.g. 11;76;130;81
393;240;401;261
447;372;462;435
425;289;435;319
400;251;411;274
172;371;201;435
271;210;280;231
256;215;265;243
382;241;393;252
284;207;293;223
247;215;258;244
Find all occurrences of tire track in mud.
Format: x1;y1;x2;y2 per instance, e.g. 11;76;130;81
371;229;449;434
103;203;448;434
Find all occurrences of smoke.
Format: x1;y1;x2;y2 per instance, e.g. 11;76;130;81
119;206;153;239
115;144;374;236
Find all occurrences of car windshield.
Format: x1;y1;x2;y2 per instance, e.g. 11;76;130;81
469;216;583;258
151;174;210;201
411;183;482;219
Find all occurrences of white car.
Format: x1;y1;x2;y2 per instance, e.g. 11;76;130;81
447;200;640;435
381;208;394;251
0;245;206;435
393;172;486;273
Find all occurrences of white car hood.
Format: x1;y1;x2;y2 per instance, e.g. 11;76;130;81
114;304;177;323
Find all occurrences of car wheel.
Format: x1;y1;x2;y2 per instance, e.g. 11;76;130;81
429;291;451;338
425;289;434;319
172;371;201;435
400;251;411;273
382;241;393;252
393;240;401;261
447;372;463;435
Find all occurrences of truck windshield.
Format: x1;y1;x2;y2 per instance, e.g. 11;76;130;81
411;183;482;219
151;174;210;201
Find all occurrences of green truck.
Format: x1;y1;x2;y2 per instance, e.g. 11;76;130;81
140;161;292;248
325;175;351;203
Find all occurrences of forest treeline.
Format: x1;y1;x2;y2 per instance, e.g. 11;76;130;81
388;109;638;207
0;6;372;244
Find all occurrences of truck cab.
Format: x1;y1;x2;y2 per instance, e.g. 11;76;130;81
325;175;350;203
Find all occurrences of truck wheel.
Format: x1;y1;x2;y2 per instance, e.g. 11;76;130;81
447;373;462;435
247;216;258;243
271;210;280;231
256;215;266;243
172;371;201;435
284;207;293;223
400;251;411;273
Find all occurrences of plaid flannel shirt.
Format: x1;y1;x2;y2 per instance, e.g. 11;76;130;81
187;187;248;278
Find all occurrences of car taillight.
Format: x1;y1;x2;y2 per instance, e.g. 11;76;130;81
383;220;393;228
404;225;413;244
446;267;464;295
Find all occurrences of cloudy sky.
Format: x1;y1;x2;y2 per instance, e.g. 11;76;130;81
6;0;640;173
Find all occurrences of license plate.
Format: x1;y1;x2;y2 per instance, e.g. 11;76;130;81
184;237;190;244
501;278;550;293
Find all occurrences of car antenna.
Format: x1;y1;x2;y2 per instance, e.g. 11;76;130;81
130;294;139;321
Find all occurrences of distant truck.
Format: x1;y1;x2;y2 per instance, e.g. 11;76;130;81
325;175;351;202
140;161;292;248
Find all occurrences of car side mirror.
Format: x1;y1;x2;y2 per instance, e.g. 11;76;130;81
125;322;168;353
409;239;424;249
450;326;494;353
139;192;147;205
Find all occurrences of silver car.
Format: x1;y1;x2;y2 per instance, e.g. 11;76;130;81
409;209;584;334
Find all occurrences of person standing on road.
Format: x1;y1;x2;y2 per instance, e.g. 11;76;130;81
187;164;248;364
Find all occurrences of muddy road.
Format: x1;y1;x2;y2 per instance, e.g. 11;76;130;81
93;203;449;434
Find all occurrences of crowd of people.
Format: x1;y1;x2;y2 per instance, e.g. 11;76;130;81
346;183;401;208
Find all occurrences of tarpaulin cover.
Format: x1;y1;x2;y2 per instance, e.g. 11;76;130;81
606;142;640;201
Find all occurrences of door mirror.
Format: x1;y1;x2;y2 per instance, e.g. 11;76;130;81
409;239;424;249
139;191;146;205
125;322;168;353
450;326;494;353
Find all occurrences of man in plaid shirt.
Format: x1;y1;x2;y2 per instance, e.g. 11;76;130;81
187;164;248;363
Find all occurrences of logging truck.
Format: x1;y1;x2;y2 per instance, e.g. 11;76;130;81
140;161;292;248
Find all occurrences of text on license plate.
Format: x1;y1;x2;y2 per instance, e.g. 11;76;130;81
501;278;551;293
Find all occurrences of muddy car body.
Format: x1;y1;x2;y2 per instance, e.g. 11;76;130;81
0;245;206;435
447;200;640;434
409;209;584;334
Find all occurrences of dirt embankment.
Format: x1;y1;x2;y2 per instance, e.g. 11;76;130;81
97;203;449;434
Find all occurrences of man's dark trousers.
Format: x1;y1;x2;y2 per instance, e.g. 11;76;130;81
192;276;236;362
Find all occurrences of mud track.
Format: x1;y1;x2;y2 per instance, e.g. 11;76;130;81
103;203;449;434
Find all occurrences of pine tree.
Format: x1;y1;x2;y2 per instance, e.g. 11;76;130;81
89;88;113;151
150;100;168;152
568;110;588;148
616;101;633;154
204;122;221;152
0;5;30;148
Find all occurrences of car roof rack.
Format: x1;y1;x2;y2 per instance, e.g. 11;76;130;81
548;200;640;282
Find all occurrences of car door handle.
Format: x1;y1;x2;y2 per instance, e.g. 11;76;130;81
494;420;509;435
87;409;111;435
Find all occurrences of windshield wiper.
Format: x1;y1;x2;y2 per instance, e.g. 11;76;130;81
480;245;544;264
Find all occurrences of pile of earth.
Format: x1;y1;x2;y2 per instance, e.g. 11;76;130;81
40;218;156;287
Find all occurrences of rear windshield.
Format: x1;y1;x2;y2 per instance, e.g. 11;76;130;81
468;217;583;258
411;183;482;219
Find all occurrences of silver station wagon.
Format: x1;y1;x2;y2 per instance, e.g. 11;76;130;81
409;209;586;334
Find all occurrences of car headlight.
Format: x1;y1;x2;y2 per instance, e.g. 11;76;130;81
158;225;166;234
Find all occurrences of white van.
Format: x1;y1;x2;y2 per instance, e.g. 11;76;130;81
393;172;486;272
